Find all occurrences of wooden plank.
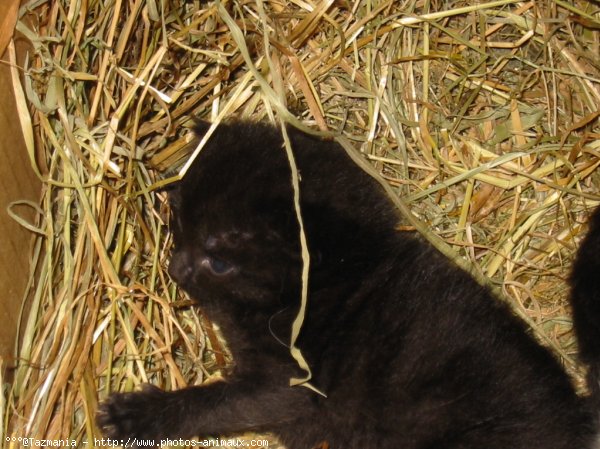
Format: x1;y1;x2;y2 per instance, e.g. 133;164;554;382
0;6;40;361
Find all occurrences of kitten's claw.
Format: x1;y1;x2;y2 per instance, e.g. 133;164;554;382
96;384;171;445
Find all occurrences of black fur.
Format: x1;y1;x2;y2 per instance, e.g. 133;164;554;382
571;206;600;406
97;121;600;448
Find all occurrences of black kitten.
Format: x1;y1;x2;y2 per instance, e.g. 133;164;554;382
98;121;600;449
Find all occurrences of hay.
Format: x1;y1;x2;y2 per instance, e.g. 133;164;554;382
3;0;600;447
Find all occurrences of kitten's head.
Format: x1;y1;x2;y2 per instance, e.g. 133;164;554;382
168;121;301;313
167;120;399;313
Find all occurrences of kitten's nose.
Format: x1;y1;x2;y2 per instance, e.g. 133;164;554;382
168;250;193;285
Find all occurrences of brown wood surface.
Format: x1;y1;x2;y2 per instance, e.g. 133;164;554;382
0;0;40;363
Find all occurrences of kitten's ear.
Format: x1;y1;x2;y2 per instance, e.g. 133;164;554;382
166;183;182;210
192;119;212;138
155;178;182;210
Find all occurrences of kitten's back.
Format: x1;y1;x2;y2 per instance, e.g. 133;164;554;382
571;206;600;404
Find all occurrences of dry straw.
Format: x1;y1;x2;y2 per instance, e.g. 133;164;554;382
4;0;600;447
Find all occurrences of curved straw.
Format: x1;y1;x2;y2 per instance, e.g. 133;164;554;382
217;0;325;397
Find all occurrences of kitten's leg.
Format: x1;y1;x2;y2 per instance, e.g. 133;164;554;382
97;380;314;441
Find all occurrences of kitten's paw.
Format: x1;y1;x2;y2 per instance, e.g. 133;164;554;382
96;384;172;443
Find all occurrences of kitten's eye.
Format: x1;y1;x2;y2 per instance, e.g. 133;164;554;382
201;256;236;276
